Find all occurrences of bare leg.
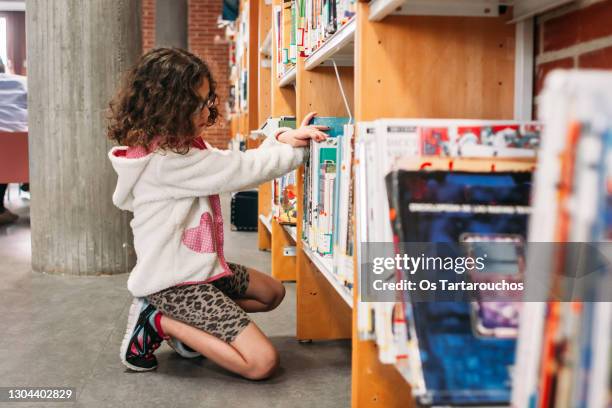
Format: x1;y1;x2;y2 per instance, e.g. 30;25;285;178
160;316;279;380
234;268;286;313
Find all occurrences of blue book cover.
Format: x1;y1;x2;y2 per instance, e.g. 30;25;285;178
310;117;349;138
309;117;349;256
386;170;533;406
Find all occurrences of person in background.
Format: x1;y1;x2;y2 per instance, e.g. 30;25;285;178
0;56;28;225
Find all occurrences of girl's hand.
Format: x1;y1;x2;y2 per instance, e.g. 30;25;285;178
276;112;329;147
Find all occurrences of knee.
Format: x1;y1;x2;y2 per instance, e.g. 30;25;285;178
243;347;280;380
267;283;285;311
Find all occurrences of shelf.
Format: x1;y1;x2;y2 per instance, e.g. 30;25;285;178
249;129;267;140
369;0;406;21
304;18;356;71
259;213;272;233
278;66;297;87
301;243;353;308
369;0;505;22
260;28;272;57
282;224;297;242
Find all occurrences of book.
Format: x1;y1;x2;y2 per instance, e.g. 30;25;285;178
300;0;355;58
333;124;355;289
269;117;297;224
273;5;283;77
304;116;349;257
353;118;542;401
385;165;534;406
512;70;612;408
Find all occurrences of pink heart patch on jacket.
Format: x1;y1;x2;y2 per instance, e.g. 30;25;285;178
181;212;216;253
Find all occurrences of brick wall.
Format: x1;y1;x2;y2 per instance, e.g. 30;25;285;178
534;0;612;110
142;0;156;53
188;0;231;148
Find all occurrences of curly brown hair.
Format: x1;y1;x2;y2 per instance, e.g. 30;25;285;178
107;47;219;154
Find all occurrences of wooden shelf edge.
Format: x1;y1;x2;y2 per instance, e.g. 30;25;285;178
369;0;509;22
271;219;297;281
260;28;272;56
301;243;353;308
278;66;297;87
304;18;356;71
368;0;405;22
282;224;297;242
259;213;272;233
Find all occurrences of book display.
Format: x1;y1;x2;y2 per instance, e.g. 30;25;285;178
229;0;611;405
354;120;539;406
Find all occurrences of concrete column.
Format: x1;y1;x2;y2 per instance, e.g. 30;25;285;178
155;0;187;48
26;0;141;275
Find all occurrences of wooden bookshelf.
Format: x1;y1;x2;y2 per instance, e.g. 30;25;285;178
231;0;523;406
304;17;355;70
259;213;272;233
256;0;273;251
271;219;296;281
278;65;297;87
302;244;353;308
294;26;354;338
282;224;297;242
352;4;516;407
270;0;296;115
247;0;260;131
257;0;272;125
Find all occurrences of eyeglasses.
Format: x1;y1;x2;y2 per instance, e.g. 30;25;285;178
197;95;217;113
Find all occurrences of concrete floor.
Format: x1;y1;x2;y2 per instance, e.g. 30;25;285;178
0;188;351;408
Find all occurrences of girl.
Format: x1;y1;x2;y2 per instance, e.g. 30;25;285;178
107;48;328;379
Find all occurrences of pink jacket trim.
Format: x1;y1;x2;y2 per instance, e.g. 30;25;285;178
173;270;233;287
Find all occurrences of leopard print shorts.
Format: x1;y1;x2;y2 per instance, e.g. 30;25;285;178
146;262;251;343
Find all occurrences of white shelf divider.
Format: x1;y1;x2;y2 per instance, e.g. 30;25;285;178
369;0;505;22
282;224;297;242
278;66;297;87
302;243;353;308
259;213;272;233
260;28;272;57
369;0;407;21
304;18;356;71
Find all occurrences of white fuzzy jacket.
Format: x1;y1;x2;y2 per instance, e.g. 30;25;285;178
109;133;302;297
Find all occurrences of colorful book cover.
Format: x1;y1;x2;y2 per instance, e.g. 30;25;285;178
273;117;296;224
307;117;349;257
386;169;533;406
419;127;451;156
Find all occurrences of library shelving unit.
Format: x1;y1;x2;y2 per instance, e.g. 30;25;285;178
227;0;260;151
228;0;561;406
253;0;300;282
255;0;273;253
353;7;515;405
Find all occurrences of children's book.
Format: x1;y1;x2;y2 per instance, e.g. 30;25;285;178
385;166;533;406
513;71;612;408
353;119;542;392
304;117;349;257
333;124;354;288
269;117;298;224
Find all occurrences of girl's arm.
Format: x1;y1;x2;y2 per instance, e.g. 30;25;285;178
157;112;328;197
157;142;303;197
